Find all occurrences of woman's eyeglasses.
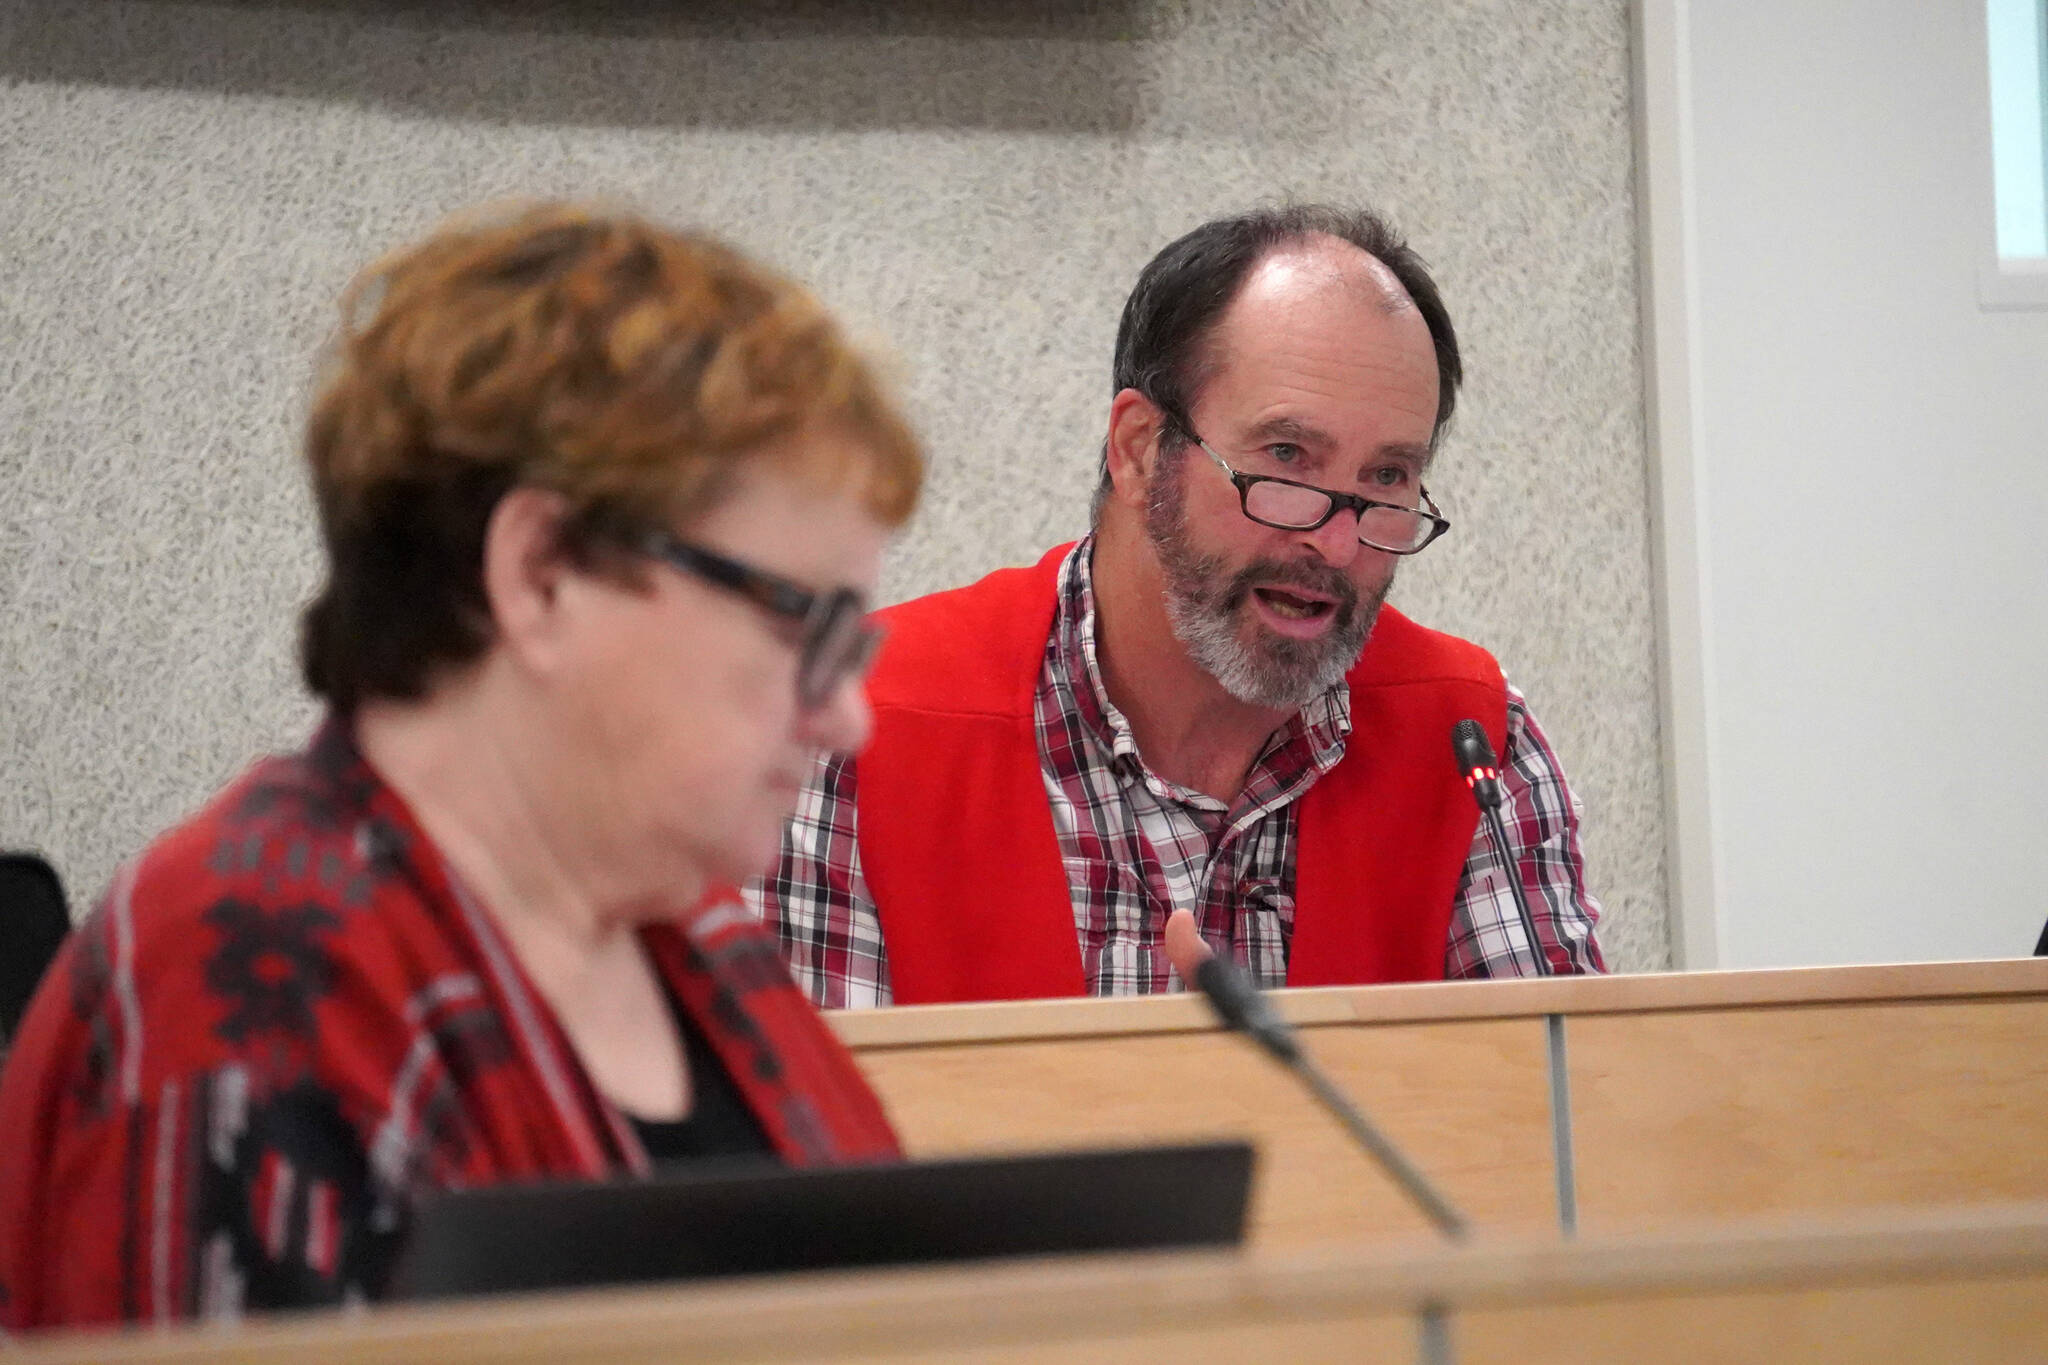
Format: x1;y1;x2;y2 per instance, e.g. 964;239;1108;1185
639;532;882;710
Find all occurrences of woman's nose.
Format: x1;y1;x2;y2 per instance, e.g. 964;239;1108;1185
801;675;873;756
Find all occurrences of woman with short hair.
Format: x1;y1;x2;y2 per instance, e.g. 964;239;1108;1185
0;206;920;1328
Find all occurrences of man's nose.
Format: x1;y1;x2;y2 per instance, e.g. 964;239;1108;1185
1296;507;1365;568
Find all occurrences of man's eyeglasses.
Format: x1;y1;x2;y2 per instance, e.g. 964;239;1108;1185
639;532;882;710
1182;428;1450;555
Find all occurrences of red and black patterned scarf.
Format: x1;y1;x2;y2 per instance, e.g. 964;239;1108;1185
0;721;898;1331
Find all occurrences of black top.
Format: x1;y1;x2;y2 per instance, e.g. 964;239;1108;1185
625;983;777;1165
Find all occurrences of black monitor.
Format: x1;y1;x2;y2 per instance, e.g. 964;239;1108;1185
393;1141;1254;1302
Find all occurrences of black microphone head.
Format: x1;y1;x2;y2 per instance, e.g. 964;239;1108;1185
1452;718;1504;811
1193;956;1301;1064
1451;718;1496;775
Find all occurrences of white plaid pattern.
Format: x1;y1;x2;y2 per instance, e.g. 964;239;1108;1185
749;542;1603;1007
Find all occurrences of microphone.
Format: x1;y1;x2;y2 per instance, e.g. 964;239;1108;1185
1191;954;1300;1065
1451;719;1502;810
1451;720;1550;976
1164;912;1468;1240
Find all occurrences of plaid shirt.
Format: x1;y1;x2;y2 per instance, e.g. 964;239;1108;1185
749;541;1604;1008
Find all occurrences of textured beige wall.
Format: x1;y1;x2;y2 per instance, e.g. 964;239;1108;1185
0;0;1668;970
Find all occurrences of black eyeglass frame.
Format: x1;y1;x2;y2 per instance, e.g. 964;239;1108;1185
1179;426;1451;556
639;531;881;710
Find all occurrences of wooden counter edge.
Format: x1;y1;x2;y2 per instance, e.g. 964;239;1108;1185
826;957;2048;1048
16;1201;2048;1363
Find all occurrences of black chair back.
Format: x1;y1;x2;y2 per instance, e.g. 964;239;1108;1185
1;852;71;1043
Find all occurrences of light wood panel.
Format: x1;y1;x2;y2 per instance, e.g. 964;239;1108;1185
14;1205;2048;1364
1459;1277;2048;1365
842;959;2048;1247
1569;997;2048;1230
853;1016;1557;1247
0;1250;1419;1365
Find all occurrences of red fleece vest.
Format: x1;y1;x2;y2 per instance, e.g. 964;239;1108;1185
855;545;1508;1004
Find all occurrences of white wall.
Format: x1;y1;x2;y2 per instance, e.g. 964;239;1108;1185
1655;0;2048;966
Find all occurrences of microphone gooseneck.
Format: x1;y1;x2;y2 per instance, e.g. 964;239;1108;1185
1451;719;1551;977
1188;954;1468;1240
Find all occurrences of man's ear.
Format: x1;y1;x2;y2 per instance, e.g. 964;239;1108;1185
1103;388;1165;512
480;485;576;671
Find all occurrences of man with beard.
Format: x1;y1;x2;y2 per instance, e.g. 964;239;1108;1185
748;205;1605;1006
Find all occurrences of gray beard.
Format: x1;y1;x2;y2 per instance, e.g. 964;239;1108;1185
1144;453;1385;711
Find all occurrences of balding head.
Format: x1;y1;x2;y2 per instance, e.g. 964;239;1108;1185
1108;204;1462;456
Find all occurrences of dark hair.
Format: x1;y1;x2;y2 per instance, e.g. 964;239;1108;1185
1104;204;1462;491
298;204;923;712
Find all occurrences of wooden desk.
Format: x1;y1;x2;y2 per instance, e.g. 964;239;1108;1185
1557;964;2048;1232
15;963;2041;1360
833;959;2048;1245
840;993;1556;1247
15;1203;2048;1363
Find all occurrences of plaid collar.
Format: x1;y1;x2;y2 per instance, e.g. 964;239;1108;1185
1051;537;1352;815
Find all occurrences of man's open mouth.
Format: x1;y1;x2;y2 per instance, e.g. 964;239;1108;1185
1251;586;1337;621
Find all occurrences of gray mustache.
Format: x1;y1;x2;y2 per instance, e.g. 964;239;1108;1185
1220;560;1359;616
